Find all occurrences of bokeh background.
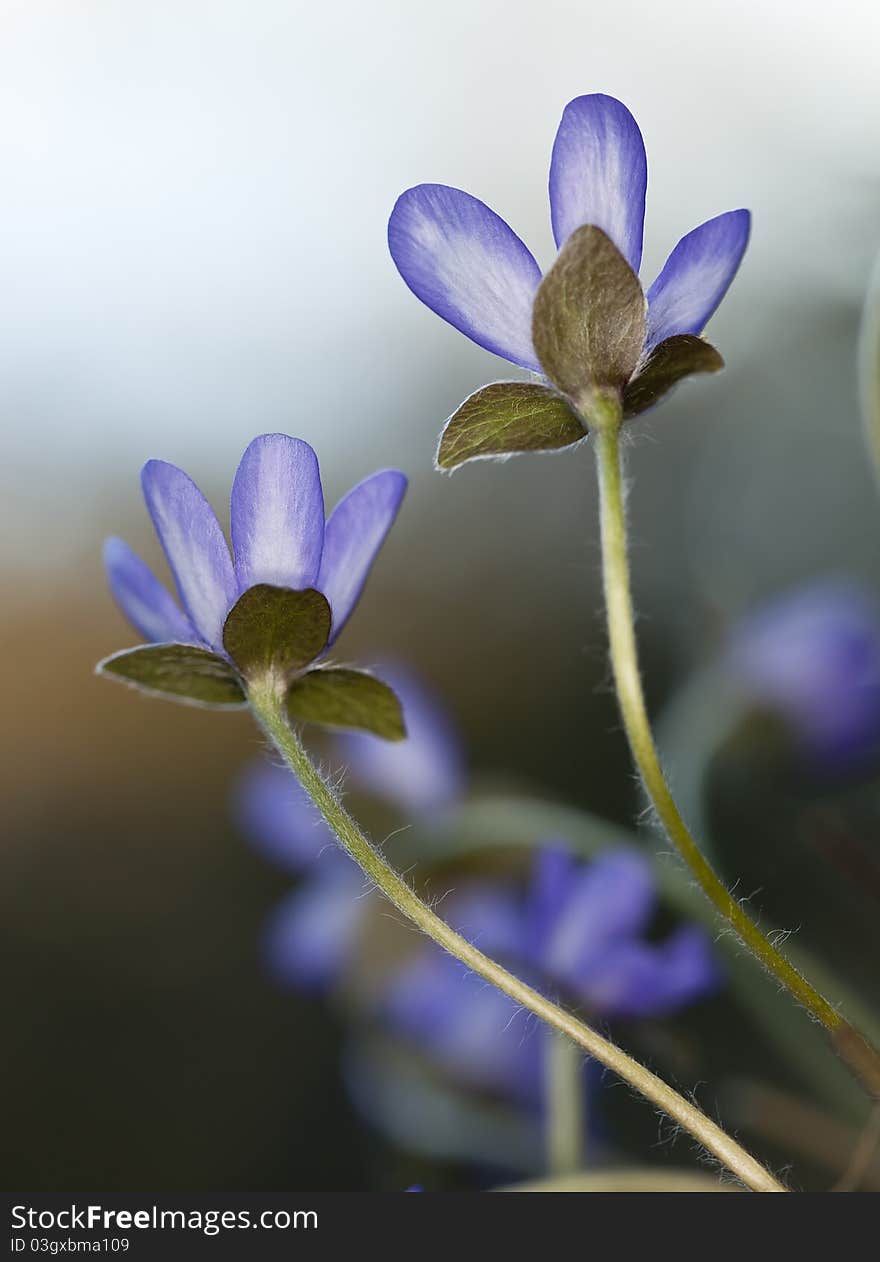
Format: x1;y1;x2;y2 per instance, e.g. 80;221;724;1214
3;0;880;1190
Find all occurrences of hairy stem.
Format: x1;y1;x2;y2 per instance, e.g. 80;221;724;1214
248;674;786;1192
593;417;880;1097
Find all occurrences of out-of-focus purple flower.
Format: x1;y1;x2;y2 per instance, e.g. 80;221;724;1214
104;433;406;654
384;846;719;1101
336;664;465;816
263;864;369;992
237;665;463;874
236;761;336;874
389;93;749;379
728;580;880;772
236;663;464;989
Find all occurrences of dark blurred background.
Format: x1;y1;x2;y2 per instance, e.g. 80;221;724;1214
3;0;880;1190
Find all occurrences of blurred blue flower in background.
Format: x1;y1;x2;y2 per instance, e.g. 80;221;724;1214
236;664;464;990
728;579;880;774
384;846;720;1102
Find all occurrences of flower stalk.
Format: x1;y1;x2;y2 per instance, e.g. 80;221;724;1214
593;411;880;1098
247;670;786;1192
545;1031;585;1177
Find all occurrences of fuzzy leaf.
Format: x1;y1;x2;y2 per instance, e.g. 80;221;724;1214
623;335;724;418
96;643;246;707
223;584;331;680
532;225;646;409
286;667;406;740
436;381;585;470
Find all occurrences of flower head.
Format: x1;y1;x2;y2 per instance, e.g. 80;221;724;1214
728;580;880;774
384;845;719;1100
98;434;407;738
388;94;749;468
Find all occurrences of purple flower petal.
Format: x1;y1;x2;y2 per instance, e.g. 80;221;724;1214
576;926;720;1019
384;950;539;1100
728;580;880;771
645;209;750;351
549;94;648;272
235;760;335;873
525;844;576;956
230;434;325;593
103;536;199;645
535;848;655;988
388;184;543;371
336;663;465;815
317;469;406;644
264;867;368;992
141;460;238;652
444;885;525;960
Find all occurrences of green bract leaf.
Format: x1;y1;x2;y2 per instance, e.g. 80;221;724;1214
286;667;406;740
436;382;585;470
96;643;246;707
532;225;646;413
623;335;724;418
223;584;331;680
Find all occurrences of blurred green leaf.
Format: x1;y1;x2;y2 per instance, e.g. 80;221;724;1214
96;643;245;707
436;382;584;470
347;1032;541;1172
286;666;405;739
623;335;724;418
859;250;880;487
532;225;645;413
223;584;330;680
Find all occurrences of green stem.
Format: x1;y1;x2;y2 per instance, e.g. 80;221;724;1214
593;417;880;1097
248;673;786;1193
544;1031;585;1176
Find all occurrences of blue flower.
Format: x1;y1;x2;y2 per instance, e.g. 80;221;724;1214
104;433;406;658
236;664;465;991
389;93;749;383
384;846;720;1101
728;580;880;773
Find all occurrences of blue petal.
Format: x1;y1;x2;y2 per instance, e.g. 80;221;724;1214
575;927;720;1019
235;760;335;873
384;949;539;1101
549;94;648;271
534;848;655;987
264;867;368;992
141;460;238;652
336;662;465;815
728;580;880;772
103;536;199;645
524;844;577;958
388;184;543;371
444;884;525;959
317;469;406;644
646;210;750;350
230;434;325;592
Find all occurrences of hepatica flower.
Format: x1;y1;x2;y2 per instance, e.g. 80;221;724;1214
236;664;464;990
388;94;750;468
385;846;719;1101
728;580;880;774
98;434;407;740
